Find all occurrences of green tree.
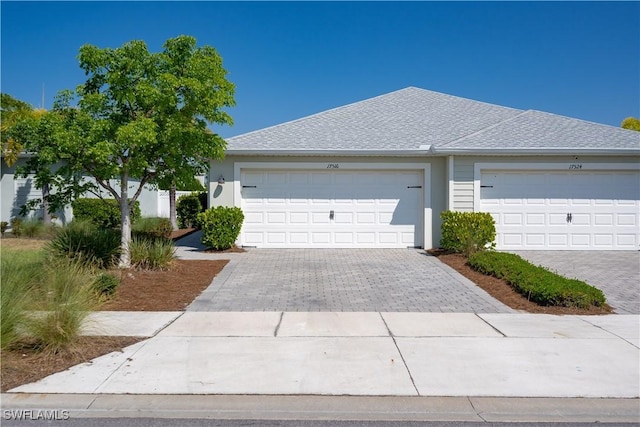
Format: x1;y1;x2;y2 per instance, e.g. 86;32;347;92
1;93;35;167
6;108;92;224
621;117;640;132
53;35;234;267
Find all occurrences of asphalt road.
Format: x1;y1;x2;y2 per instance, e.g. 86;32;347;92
2;419;638;427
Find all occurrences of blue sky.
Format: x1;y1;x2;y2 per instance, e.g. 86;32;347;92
1;1;638;138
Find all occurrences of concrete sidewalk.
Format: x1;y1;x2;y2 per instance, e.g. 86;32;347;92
8;312;639;398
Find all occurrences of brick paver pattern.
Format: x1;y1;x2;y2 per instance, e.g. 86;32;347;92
188;249;512;313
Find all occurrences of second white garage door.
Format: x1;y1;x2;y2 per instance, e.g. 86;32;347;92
240;170;423;248
480;170;640;250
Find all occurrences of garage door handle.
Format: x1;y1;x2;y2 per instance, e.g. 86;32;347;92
407;185;422;188
242;185;257;188
566;213;572;223
481;185;493;188
330;210;334;220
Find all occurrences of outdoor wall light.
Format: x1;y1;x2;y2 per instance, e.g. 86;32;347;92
217;175;225;185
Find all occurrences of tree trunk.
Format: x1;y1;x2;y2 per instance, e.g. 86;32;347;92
42;182;52;225
169;181;178;230
118;173;132;269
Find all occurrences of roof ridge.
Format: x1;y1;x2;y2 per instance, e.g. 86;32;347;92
226;87;419;141
527;109;640;135
439;109;530;147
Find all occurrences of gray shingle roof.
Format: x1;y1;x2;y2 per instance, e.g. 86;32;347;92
440;110;640;152
226;87;640;154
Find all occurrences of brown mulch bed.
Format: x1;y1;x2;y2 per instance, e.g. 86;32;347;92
1;337;142;392
102;259;228;311
427;249;612;315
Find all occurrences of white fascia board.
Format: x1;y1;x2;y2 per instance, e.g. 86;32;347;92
226;149;434;157
431;147;640;155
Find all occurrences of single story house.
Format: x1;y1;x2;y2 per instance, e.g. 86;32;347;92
210;87;639;251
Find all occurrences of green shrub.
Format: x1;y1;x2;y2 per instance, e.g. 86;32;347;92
25;258;99;353
0;250;43;350
10;217;23;237
468;251;607;309
440;211;496;256
72;198;141;229
1;221;8;235
47;221;120;268
132;217;173;240
20;219;54;238
198;206;244;250
92;272;120;297
177;193;203;228
129;236;175;270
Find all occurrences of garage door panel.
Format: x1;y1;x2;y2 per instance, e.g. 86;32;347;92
266;212;286;224
311;212;330;224
290;233;309;244
480;170;639;250
245;212;264;224
525;213;544;225
312;233;331;244
290;212;309;224
617;214;636;226
241;169;422;248
594;234;614;246
502;233;523;246
548;234;569;246
334;212;353;224
594;214;613;226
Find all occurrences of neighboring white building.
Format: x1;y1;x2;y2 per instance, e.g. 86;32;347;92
1;158;166;225
208;87;640;251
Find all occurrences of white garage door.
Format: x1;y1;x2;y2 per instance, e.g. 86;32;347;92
240;170;423;248
480;170;640;250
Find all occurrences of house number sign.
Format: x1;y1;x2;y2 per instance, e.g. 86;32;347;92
569;164;583;170
326;163;340;169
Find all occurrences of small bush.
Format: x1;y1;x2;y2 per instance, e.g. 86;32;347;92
20;219;53;238
468;251;607;309
177;193;203;229
25;259;99;353
132;217;173;240
92;272;120;297
129;236;175;270
72;198;141;229
198;206;244;250
1;250;43;350
440;211;496;256
1;221;8;235
10;217;23;237
47;221;121;268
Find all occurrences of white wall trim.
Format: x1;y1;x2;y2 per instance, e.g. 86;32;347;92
473;162;640;212
233;161;432;248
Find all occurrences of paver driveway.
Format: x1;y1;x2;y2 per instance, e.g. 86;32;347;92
515;251;640;314
187;249;512;312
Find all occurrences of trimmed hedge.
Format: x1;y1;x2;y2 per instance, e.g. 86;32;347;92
198;206;244;250
440;211;496;255
72;198;141;229
467;251;606;309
